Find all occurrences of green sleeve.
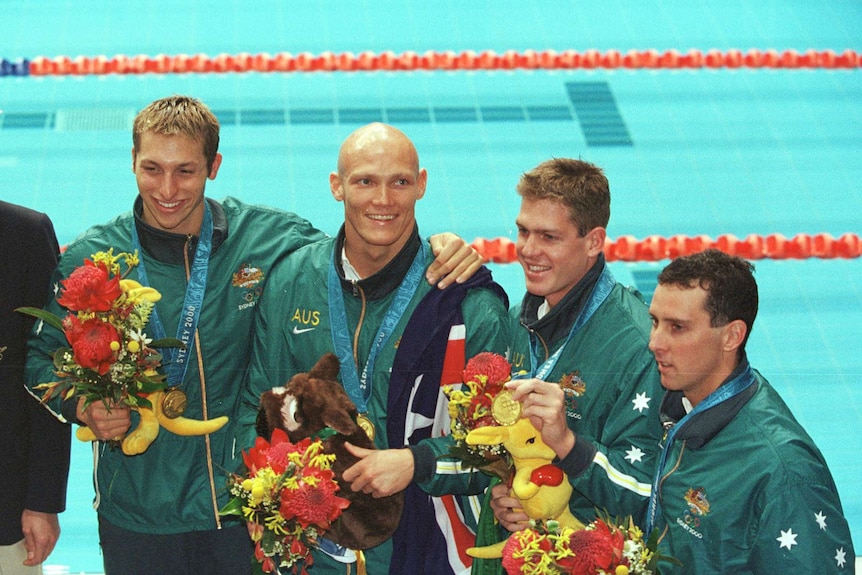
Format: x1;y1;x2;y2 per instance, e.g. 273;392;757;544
751;482;855;572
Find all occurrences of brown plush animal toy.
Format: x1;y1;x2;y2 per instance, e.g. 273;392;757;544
256;353;404;551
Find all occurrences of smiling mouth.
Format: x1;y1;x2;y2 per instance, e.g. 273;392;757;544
525;263;551;273
156;199;183;209
367;214;396;221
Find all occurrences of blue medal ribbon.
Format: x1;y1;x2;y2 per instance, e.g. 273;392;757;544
130;202;213;386
327;242;427;414
645;362;756;534
524;265;616;380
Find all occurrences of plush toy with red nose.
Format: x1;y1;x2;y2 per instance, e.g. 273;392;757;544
255;353;404;551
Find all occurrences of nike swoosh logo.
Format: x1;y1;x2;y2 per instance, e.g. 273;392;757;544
292;326;316;334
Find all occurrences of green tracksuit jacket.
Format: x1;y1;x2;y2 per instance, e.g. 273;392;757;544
245;227;510;574
25;196;325;534
650;361;855;574
472;260;665;575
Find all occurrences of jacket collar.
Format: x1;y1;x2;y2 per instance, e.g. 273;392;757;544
133;196;227;266
519;254;605;349
659;356;759;449
334;224;422;301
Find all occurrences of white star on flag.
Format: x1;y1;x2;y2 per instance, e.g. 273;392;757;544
777;528;798;550
814;511;827;530
835;547;847;568
631;392;651;413
625;446;645;464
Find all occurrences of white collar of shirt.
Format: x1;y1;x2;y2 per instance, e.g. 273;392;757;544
682;396;694;414
537;299;551;320
342;247;362;281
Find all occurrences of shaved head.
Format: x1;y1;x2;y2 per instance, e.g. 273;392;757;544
337;123;420;177
329;122;427;277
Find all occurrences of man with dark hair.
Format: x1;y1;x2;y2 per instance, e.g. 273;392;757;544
646;249;854;573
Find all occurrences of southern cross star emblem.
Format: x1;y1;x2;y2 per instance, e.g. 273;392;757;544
814;510;827;530
632;391;651;413
624;445;645;464
776;528;798;550
835;547;847;568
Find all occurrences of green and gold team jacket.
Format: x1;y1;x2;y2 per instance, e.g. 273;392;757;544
25;196;326;535
244;227;510;574
649;361;855;574
472;259;666;575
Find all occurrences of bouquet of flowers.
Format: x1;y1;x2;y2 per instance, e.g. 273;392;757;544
444;352;515;480
501;514;678;575
19;249;180;412
220;428;351;575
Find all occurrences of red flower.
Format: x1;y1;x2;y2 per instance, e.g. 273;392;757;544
279;468;349;530
563;520;625;574
57;260;122;312
254;541;266;562
63;315;120;375
464;352;512;395
267;435;312;475
502;529;554;574
289;537;308;558
502;534;527;574
243;428;295;474
260;554;276;574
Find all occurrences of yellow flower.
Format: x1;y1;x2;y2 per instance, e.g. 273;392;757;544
123;250;140;268
110;341;121;351
250;479;267;505
310;451;336;469
265;512;288;535
127;340;141;353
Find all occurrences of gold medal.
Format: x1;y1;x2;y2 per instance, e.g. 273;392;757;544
356;413;375;441
491;390;522;426
161;388;188;419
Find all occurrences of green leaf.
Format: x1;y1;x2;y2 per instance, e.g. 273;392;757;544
16;307;65;332
136;378;166;394
219;496;245;517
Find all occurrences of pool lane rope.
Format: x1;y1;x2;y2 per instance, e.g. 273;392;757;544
1;48;860;77
472;232;862;264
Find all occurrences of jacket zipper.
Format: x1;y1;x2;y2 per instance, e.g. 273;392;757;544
184;234;223;529
350;280;367;371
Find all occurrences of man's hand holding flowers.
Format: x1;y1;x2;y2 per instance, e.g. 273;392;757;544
18;249;228;454
76;398;131;441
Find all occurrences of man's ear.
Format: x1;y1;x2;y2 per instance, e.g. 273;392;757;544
208;152;223;180
723;319;747;352
330;172;344;201
131;147;137;173
416;168;428;200
586;227;607;257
